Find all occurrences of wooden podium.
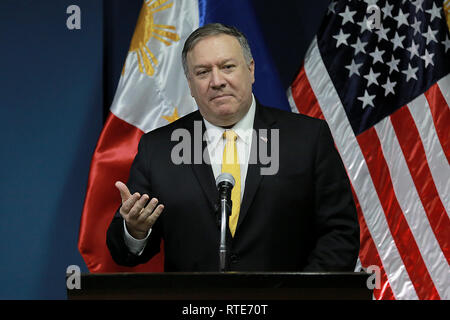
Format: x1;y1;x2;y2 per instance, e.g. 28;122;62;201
67;272;372;300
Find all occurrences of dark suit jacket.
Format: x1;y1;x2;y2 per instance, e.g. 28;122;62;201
107;102;360;271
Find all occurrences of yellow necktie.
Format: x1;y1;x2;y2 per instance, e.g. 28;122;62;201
222;130;241;237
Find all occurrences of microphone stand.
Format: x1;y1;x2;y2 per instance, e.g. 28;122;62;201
216;173;234;272
219;197;229;272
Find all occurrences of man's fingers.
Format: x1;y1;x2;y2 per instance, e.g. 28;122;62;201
145;204;164;228
118;190;163;231
120;192;141;216
139;198;159;221
128;194;149;219
115;181;132;203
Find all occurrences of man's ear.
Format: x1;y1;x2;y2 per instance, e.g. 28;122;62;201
186;77;194;97
249;59;255;84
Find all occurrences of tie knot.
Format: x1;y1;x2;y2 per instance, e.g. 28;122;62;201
223;130;238;142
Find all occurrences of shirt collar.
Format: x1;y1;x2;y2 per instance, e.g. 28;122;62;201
203;94;256;148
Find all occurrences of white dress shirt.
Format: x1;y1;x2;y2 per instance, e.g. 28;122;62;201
124;95;256;255
202;95;256;200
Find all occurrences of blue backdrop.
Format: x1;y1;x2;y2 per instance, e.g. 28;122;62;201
0;0;327;299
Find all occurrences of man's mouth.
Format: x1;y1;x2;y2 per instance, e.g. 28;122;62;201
211;94;232;101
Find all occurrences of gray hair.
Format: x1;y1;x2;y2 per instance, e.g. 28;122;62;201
181;23;254;78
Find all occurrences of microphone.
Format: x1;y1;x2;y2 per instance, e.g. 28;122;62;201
216;172;235;202
215;173;235;272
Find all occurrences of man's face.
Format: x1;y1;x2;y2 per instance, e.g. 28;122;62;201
186;34;255;127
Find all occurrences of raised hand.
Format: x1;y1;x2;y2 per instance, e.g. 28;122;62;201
115;181;164;239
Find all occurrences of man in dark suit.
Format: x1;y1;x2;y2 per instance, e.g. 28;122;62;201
107;23;359;271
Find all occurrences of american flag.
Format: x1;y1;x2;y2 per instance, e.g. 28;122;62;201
288;0;450;299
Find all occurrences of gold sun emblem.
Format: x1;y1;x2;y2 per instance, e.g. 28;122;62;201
124;0;180;77
162;107;180;123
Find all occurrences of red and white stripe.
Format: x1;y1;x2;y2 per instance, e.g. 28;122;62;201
288;37;450;300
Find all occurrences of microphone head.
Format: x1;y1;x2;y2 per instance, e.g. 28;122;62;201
216;172;235;188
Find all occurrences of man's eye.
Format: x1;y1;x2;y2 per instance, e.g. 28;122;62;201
196;70;208;76
224;65;235;69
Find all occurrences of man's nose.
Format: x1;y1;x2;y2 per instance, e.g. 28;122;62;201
210;68;226;89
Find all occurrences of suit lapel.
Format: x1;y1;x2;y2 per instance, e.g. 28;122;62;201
237;102;276;233
189;112;219;214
